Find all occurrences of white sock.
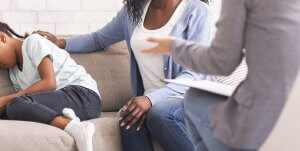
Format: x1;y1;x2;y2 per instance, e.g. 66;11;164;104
64;120;95;151
63;108;80;122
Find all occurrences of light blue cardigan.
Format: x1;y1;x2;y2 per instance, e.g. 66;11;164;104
65;0;212;105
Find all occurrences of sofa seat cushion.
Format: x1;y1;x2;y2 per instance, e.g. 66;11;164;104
0;120;76;151
100;112;118;118
0;118;122;151
0;112;164;151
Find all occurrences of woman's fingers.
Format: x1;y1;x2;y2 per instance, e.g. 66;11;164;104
121;107;140;126
121;100;136;119
127;111;144;130
42;31;56;41
33;30;57;42
123;110;143;130
33;31;47;37
118;105;127;120
137;115;147;131
119;98;136;123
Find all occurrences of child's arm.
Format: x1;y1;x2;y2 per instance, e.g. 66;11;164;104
0;56;56;105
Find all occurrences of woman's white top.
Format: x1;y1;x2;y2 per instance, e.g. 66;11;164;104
130;0;187;95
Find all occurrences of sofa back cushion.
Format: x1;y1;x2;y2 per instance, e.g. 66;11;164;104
70;41;132;112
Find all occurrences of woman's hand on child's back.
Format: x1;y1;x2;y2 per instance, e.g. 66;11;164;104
33;30;66;49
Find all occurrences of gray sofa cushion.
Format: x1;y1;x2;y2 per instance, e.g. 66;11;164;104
0;114;164;151
70;41;132;112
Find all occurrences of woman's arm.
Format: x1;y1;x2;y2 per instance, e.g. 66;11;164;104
1;57;56;104
64;7;128;53
35;6;128;53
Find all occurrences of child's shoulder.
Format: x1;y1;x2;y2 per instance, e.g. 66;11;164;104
23;34;56;58
24;34;54;50
24;34;48;44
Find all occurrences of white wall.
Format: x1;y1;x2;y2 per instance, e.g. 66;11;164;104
210;0;222;37
0;0;123;35
0;0;221;36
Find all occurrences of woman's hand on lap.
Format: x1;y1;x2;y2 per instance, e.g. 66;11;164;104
119;96;152;131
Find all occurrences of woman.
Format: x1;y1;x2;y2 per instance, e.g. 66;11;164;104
36;0;212;150
143;0;300;150
0;22;101;151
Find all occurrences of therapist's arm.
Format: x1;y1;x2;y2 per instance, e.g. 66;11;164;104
171;0;247;75
144;0;247;76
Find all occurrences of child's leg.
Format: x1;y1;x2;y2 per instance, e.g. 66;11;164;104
51;116;71;129
5;85;100;151
6;85;101;124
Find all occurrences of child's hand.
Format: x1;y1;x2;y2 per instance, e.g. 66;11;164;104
0;96;9;115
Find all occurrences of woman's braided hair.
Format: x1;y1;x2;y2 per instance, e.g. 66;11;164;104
0;22;28;39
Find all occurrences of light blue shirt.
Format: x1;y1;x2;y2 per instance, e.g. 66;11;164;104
9;34;100;97
65;0;212;105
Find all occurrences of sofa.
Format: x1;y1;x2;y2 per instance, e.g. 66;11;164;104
0;41;164;151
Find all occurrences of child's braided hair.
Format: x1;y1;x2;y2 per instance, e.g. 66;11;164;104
0;22;28;39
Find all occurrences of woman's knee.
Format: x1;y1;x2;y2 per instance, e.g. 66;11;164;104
119;119;142;137
147;103;168;126
184;88;210;111
184;89;223;123
146;99;182;130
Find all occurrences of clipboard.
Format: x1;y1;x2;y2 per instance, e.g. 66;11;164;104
164;78;236;97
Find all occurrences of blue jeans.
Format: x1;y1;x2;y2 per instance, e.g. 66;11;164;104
120;97;195;151
184;88;256;151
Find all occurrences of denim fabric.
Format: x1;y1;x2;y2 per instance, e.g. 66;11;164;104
120;98;194;151
120;121;154;151
5;85;101;124
184;88;256;151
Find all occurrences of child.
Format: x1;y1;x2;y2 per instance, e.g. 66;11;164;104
0;22;102;151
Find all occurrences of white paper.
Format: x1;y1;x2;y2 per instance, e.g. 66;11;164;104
164;78;237;97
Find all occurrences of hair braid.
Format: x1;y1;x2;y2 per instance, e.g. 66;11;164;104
0;22;28;39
